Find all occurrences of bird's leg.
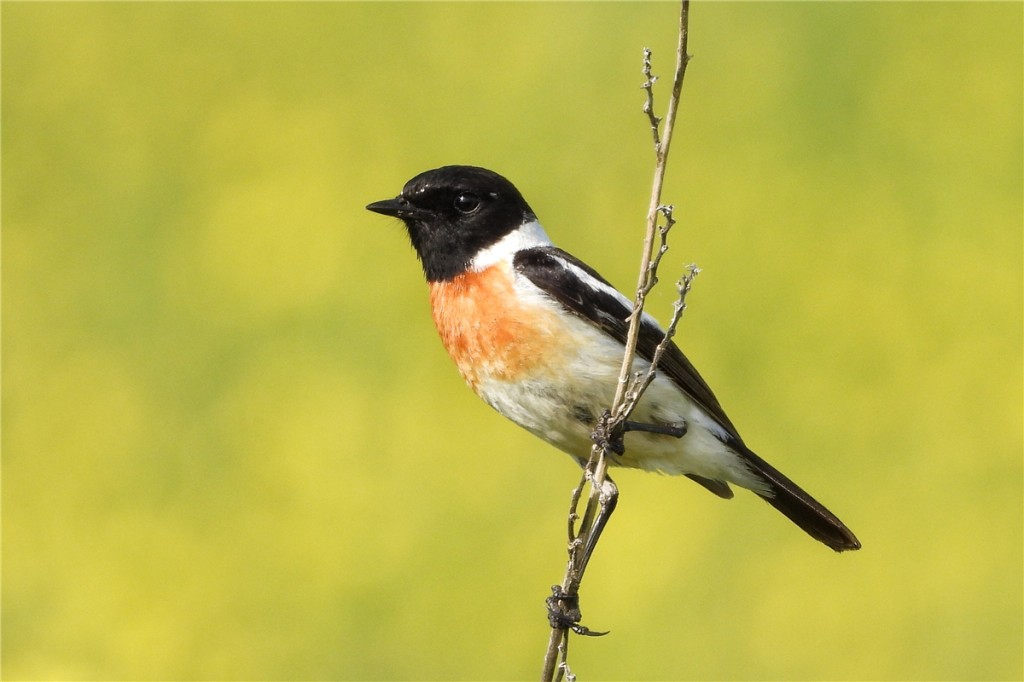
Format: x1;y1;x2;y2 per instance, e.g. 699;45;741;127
579;475;618;577
622;419;687;439
595;414;687;456
543;474;616;639
544;469;615;638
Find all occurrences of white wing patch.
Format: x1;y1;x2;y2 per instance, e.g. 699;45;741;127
553;255;662;330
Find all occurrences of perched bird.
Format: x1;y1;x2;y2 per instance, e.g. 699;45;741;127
367;165;860;552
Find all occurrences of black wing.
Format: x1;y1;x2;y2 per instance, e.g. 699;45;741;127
513;246;744;444
513;247;862;552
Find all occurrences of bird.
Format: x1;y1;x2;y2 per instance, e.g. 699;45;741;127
366;165;861;552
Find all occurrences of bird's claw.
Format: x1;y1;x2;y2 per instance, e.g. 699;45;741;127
545;585;609;637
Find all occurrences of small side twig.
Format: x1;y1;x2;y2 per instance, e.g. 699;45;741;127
540;2;693;680
630;262;701;402
614;0;692;415
641;47;661;147
647;205;676;288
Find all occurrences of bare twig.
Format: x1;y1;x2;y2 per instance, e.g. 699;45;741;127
540;2;693;680
641;48;661;147
613;0;691;414
633;263;701;401
647;205;676;289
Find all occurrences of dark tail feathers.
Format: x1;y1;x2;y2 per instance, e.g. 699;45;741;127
740;447;861;552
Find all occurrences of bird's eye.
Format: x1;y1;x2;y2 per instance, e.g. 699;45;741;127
453;192;482;214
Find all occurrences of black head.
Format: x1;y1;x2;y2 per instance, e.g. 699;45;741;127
366;165;537;282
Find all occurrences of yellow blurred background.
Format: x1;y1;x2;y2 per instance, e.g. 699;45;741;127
3;3;1021;680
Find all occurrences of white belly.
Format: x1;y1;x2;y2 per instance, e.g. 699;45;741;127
473;329;767;493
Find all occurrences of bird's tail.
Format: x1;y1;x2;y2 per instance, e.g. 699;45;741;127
740;447;861;552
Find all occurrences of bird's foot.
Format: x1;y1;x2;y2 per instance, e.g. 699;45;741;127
591;411;625;455
545;585;609;637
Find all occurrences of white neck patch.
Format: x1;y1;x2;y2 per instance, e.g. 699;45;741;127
469;219;553;271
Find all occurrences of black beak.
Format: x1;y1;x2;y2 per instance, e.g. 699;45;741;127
366;196;431;221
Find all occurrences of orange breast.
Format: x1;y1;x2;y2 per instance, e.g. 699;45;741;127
429;264;562;388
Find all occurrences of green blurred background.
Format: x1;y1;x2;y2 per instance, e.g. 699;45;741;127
3;2;1021;680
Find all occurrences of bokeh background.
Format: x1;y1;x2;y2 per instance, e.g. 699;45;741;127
3;2;1021;680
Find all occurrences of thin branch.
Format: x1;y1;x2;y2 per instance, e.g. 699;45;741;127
632;263;701;402
641;47;661;148
612;0;691;415
540;2;693;680
647;205;677;289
